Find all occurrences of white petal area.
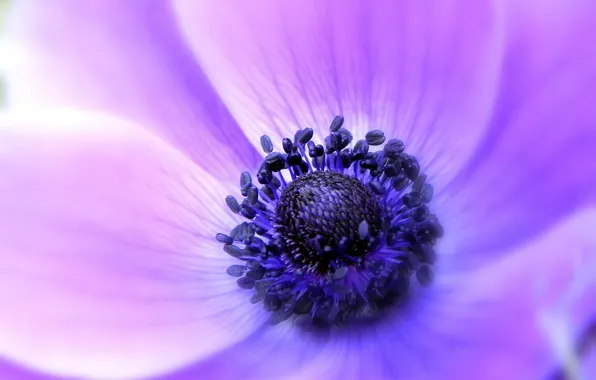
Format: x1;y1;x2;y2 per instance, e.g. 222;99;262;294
539;241;596;380
0;109;267;380
3;1;263;183
160;206;596;380
173;0;506;190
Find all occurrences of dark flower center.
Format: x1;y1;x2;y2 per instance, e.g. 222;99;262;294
216;116;443;329
276;171;382;274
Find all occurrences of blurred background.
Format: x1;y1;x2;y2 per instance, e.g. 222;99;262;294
0;0;10;109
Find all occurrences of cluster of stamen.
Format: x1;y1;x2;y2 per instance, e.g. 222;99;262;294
216;116;443;328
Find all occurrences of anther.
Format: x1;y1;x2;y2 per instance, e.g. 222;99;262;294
260;135;274;153
297;128;314;145
365;130;386;146
225;195;240;213
329;115;345;132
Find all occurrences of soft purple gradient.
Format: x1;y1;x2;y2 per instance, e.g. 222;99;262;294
1;0;595;379
0;111;269;379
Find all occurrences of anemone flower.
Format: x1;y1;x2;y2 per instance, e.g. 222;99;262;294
1;1;596;379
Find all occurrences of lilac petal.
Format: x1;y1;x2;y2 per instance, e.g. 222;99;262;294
439;0;596;258
159;207;596;380
5;1;262;183
541;314;596;380
0;360;66;380
173;0;506;189
0;110;267;379
584;349;596;379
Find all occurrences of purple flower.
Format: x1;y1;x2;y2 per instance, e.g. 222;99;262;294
2;0;596;379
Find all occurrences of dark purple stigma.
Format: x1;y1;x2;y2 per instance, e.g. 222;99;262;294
276;171;383;274
216;116;443;328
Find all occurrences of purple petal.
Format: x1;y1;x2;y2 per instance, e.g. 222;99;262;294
173;0;506;189
159;207;596;379
0;360;67;380
5;1;262;183
0;110;266;379
584;349;596;379
440;0;596;258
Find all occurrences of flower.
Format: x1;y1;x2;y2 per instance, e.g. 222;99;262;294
1;0;596;379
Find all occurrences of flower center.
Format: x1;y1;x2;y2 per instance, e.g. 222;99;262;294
216;116;443;328
276;171;382;274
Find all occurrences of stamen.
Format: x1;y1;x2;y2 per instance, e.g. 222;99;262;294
216;116;443;328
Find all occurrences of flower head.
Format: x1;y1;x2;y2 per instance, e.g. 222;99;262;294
217;118;443;328
1;0;596;379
